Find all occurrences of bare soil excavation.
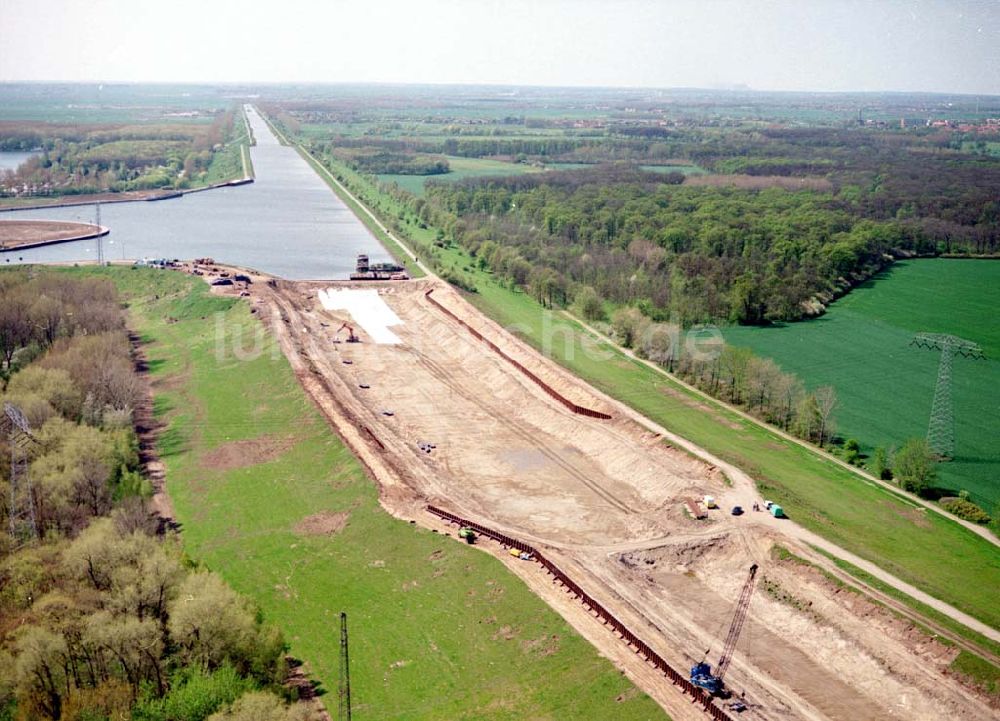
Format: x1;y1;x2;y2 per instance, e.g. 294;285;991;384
217;273;995;721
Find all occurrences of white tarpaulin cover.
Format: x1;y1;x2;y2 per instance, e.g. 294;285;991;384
317;288;404;344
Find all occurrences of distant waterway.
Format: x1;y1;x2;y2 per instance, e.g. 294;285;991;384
0;150;38;172
0;107;390;279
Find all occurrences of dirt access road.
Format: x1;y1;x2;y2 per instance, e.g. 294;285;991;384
234;275;995;721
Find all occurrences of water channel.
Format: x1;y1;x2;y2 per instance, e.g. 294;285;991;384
0;106;390;279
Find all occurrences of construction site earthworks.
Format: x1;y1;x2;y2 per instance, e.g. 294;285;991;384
224;271;996;721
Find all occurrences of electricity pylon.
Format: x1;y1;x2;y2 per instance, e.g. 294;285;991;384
910;333;985;459
2;402;39;543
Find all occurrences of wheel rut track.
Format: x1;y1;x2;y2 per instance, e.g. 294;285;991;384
409;345;636;515
272;283;637;523
267;287;477;511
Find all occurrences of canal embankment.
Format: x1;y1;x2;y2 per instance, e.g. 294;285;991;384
0;219;109;251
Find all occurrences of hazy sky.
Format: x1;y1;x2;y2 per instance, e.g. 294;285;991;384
1;0;998;93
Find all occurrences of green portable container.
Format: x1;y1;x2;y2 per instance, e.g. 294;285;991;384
770;504;785;518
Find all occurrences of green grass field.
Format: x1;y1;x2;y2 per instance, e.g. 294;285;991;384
379;156;542;196
297;144;1000;636
724;259;1000;509
86;267;666;721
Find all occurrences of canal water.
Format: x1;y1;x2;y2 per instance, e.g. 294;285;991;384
0;106;390;279
0;151;38;172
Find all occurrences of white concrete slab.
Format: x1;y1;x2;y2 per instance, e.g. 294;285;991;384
318;288;404;344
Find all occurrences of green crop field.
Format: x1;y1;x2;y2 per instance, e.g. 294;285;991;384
724;259;1000;510
78;267;665;721
379;156;541;196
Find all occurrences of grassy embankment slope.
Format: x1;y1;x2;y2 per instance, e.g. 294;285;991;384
201;108;254;185
287;143;1000;639
93;267;666;721
725;259;1000;509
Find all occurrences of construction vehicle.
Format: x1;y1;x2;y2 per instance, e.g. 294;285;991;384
458;527;476;544
333;322;360;343
691;563;759;696
350;254;407;280
508;548;534;561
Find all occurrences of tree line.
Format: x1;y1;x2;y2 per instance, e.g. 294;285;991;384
0;111;240;198
424;165;914;324
0;271;316;721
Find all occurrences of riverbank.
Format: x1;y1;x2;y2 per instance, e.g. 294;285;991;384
0;219;109;250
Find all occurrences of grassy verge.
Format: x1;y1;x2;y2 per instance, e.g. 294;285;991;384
808;546;1000;659
80;266;665;721
772;544;1000;700
951;651;1000;696
283;134;1000;633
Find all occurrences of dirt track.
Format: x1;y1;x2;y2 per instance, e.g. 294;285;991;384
238;275;996;721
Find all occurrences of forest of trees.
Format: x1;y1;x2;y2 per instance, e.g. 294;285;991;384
0;272;315;721
422;165;922;324
295;109;1000;327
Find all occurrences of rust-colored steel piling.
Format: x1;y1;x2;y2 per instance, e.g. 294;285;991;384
426;505;735;721
424;289;612;420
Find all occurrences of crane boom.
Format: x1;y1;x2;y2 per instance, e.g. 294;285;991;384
716;562;758;679
690;562;759;695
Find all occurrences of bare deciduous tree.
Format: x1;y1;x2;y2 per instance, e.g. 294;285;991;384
814;385;838;447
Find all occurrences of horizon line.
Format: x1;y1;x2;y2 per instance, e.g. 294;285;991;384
1;79;998;99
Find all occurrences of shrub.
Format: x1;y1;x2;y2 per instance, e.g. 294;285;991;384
573;286;605;321
869;446;891;480
441;269;477;293
843;438;861;466
893;438;937;496
940;497;991;524
207;690;317;721
132;666;252;721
